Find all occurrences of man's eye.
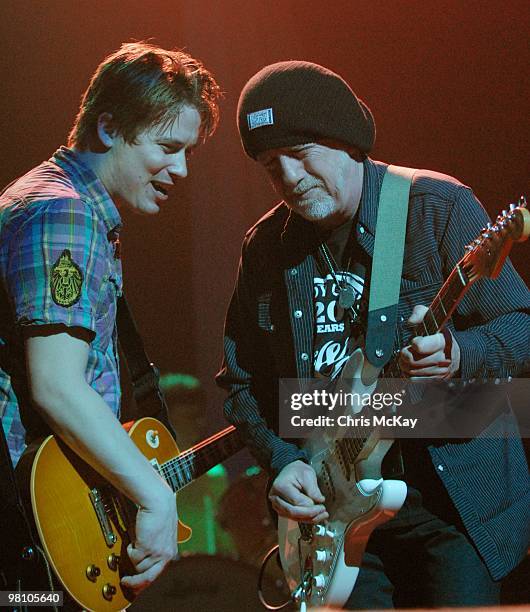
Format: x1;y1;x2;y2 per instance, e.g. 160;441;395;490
293;147;310;158
160;144;178;154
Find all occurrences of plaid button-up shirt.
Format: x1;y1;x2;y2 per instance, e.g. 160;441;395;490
0;147;122;466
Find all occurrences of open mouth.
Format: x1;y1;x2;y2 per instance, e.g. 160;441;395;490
151;181;169;198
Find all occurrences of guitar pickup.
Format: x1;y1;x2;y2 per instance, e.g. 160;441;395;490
334;441;352;482
320;461;336;501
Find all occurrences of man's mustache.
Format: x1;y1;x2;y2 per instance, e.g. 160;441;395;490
289;178;326;197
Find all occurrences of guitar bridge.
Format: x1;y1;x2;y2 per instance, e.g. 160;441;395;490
292;569;313;605
89;487;117;547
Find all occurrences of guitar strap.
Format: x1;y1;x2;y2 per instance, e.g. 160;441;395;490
365;165;415;368
0;423;56;602
116;295;177;439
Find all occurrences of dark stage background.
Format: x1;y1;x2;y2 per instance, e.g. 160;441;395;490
1;0;529;455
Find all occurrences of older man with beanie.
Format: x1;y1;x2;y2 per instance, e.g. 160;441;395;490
216;61;530;608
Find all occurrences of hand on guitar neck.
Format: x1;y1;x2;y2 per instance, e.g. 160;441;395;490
399;304;461;379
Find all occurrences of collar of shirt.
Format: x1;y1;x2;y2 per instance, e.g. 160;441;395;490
51;146;122;235
357;157;388;237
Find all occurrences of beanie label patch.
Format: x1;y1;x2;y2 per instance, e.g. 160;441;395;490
247;108;274;130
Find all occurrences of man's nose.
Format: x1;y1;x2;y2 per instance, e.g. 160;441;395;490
277;155;304;189
167;150;188;179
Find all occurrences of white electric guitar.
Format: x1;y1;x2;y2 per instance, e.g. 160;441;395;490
278;198;530;609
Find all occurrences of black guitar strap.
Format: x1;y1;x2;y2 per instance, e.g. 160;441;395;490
116;294;177;440
0;424;58;607
0;421;29;583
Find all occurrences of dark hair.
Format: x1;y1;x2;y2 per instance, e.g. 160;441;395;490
68;41;221;148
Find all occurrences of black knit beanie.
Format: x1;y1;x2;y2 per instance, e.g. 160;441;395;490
237;61;376;160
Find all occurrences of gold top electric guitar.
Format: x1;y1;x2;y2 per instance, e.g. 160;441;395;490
19;418;243;611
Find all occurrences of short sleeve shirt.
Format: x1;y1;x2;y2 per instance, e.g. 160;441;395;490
0;147;123;466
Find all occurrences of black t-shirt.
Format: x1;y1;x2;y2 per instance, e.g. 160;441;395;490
313;218;367;379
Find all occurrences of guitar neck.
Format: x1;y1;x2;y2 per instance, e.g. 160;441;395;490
383;262;473;381
400;199;529;342
160;427;243;492
415;263;474;338
336;264;476;465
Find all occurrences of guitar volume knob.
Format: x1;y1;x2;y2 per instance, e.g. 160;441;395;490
86;564;101;582
313;574;326;589
314;525;326;536
107;553;120;571
102;583;117;600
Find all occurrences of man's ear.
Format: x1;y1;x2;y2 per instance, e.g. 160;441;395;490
96;113;118;148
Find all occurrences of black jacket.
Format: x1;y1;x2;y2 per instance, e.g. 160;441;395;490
217;158;530;579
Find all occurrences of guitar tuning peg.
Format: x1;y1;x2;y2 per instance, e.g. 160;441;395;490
509;203;517;211
486;222;493;229
464;244;474;251
502;210;508;217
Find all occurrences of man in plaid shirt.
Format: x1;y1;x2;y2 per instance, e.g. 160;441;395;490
0;41;220;595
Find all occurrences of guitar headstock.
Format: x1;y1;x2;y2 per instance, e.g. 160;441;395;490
462;196;529;281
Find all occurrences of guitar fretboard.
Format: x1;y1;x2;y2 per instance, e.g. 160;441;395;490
160;427;243;492
418;264;471;337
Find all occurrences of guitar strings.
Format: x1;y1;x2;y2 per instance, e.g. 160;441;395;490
158;434;240;491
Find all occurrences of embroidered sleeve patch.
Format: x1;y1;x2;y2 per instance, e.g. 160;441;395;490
50;249;83;307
